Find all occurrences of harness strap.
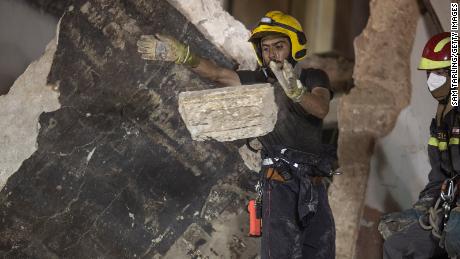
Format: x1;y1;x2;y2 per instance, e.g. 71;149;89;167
419;176;460;246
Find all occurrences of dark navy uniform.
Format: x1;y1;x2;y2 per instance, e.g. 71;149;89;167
380;107;460;259
237;67;335;259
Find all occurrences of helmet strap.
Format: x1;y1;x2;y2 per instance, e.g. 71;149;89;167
261;66;277;83
287;56;297;67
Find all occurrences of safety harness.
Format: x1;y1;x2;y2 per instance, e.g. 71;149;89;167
260;147;337;178
253;145;339;227
419;106;460;245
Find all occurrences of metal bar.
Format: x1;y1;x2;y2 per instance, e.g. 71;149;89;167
421;0;444;33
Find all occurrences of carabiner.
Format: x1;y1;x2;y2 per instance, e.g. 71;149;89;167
441;179;455;203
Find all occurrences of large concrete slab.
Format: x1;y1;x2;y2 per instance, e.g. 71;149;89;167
0;38;60;191
0;0;260;258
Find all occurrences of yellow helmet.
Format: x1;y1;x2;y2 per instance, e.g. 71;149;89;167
249;11;307;65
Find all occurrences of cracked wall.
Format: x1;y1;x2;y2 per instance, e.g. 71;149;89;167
355;1;452;258
331;0;427;258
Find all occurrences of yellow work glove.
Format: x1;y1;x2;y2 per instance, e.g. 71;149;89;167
136;34;200;67
269;60;305;102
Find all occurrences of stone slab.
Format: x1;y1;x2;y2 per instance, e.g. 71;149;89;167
178;83;277;141
0;0;259;257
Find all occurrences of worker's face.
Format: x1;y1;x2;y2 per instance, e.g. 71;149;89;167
426;68;452;101
261;36;291;67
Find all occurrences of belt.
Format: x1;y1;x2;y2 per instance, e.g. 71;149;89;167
262;157;299;168
263;156;338;178
265;167;286;182
265;167;323;185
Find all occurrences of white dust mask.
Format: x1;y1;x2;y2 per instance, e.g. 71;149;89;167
427;72;447;92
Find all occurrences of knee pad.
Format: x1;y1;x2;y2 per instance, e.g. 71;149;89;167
378;209;418;240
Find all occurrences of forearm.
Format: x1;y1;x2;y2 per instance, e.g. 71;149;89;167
298;91;330;119
269;60;330;118
137;34;240;87
191;58;241;86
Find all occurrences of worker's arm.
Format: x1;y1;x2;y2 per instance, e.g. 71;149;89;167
191;58;241;86
298;87;330;119
269;60;331;119
137;34;240;86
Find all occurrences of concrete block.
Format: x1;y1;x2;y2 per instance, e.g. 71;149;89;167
178;83;277;141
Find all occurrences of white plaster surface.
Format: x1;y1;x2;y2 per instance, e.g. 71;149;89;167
0;38;60;190
166;0;257;70
366;0;448;212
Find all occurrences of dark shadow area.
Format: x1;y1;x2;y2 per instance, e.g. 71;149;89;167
23;0;70;17
0;75;17;96
0;0;58;96
333;0;370;60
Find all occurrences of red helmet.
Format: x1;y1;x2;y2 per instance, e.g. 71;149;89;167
418;32;451;70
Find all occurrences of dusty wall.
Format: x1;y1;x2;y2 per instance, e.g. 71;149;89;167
355;2;451;258
332;0;421;258
366;0;450;213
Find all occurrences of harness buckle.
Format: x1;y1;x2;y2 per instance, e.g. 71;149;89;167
441;178;457;203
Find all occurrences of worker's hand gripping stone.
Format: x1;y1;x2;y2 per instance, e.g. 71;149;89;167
269;60;305;102
137;34;200;67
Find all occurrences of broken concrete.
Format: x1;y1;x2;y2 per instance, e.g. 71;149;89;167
331;0;420;258
166;0;257;71
178;83;277;141
0;0;260;257
163;179;259;258
164;212;260;259
238;138;262;173
0;38;60;191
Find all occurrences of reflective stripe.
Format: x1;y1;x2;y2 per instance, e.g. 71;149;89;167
262;157;299;168
439;141;448;151
428;137;439;146
434;37;451;52
263;158;274;165
449;138;460;145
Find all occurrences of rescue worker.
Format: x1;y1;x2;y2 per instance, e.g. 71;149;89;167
137;11;336;258
379;32;460;258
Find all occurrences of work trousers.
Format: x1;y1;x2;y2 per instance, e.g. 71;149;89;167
260;168;335;259
383;218;447;259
